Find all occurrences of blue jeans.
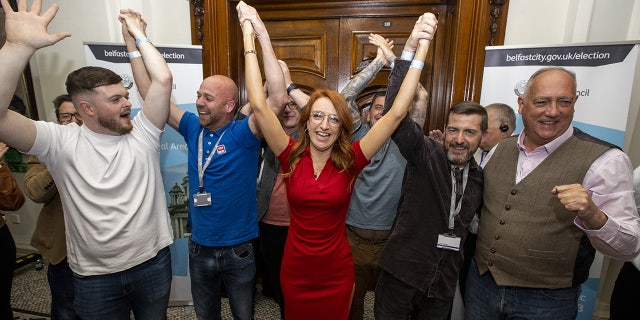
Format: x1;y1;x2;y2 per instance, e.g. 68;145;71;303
73;246;172;320
374;270;452;320
464;259;580;320
48;258;80;320
189;238;255;320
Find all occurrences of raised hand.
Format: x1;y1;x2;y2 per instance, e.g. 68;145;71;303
0;142;8;159
404;12;438;53
428;129;444;144
369;34;395;66
118;9;147;40
236;1;268;39
0;0;70;52
120;9;146;45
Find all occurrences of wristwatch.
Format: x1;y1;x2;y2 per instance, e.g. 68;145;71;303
287;83;297;96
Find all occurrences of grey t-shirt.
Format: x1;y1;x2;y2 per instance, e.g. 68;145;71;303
346;124;407;230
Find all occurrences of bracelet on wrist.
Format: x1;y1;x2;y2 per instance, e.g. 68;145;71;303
127;51;142;59
286;83;297;96
135;37;152;46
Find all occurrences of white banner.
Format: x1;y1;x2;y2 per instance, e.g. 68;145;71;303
84;42;202;305
478;42;640;319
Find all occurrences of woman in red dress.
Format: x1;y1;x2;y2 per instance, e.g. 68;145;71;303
238;2;437;318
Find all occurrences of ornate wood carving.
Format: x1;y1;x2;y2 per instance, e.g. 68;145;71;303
488;0;507;46
189;0;205;45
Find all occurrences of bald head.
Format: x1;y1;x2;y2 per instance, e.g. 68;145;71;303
196;75;240;131
202;75;239;106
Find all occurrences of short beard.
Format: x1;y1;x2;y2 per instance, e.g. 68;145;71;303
98;116;132;135
447;151;472;167
446;143;472;167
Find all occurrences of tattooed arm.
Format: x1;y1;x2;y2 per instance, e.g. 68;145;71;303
340;34;393;132
409;82;428;129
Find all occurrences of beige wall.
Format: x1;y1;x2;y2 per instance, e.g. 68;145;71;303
30;0;192;123
505;0;640;165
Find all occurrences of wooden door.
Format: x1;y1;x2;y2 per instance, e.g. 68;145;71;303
188;0;509;131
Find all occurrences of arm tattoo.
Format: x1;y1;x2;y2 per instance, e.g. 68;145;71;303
340;58;386;127
410;82;429;129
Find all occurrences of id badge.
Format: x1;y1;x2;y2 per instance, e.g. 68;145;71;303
437;233;461;251
193;192;212;207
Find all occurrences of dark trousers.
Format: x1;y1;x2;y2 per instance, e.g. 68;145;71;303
48;258;80;319
0;224;16;320
375;270;452;320
459;232;477;303
610;262;640;319
259;221;288;319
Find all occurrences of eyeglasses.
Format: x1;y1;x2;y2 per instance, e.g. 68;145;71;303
310;111;340;127
58;112;79;122
284;102;298;110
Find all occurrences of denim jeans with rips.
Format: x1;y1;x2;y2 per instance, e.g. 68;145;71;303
73;246;172;320
189;238;256;320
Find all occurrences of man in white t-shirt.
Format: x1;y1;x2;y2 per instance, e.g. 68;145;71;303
0;2;173;319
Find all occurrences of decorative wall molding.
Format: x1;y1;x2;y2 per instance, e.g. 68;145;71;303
190;0;205;44
488;0;507;46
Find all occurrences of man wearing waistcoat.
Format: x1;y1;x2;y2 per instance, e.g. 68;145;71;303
465;66;640;319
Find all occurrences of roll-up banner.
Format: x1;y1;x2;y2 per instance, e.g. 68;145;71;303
479;42;640;320
84;42;202;305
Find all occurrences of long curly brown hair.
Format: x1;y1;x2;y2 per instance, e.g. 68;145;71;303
284;89;356;179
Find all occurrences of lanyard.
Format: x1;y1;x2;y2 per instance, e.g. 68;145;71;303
197;128;227;192
448;163;469;232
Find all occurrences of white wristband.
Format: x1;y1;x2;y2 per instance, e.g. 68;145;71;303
128;51;142;59
401;50;415;61
135;37;151;46
410;60;424;70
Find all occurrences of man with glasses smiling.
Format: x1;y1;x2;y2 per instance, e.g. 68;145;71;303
466;66;640;319
54;95;82;125
24;94;81;319
57;112;80;124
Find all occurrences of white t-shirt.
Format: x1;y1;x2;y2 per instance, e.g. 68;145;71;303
28;112;173;276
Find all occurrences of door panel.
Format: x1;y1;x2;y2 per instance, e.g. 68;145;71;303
265;19;340;91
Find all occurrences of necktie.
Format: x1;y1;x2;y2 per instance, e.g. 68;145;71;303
479;150;488;166
453;167;463;204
